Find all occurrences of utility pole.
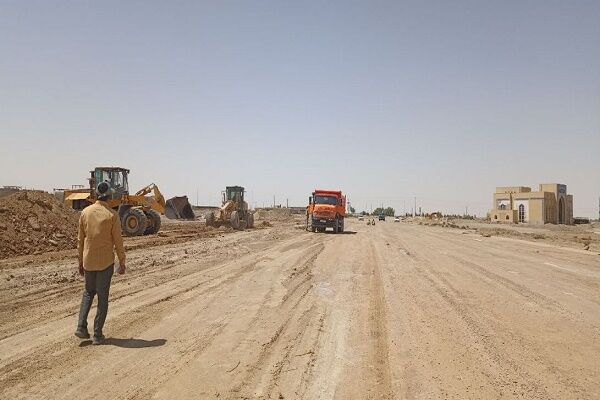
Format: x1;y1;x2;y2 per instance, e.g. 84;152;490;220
286;198;289;208
196;188;199;206
413;197;416;218
273;195;275;208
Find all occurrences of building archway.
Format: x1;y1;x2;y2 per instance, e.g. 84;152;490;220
558;197;565;224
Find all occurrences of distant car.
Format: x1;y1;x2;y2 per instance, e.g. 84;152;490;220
394;216;400;222
378;214;386;221
358;215;364;221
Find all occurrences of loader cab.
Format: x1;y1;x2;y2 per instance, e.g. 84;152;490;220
90;167;130;201
223;186;245;204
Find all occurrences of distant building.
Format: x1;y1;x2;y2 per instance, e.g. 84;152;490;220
490;184;573;225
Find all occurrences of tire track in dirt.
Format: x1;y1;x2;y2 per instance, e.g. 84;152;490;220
133;231;328;400
127;236;326;400
312;227;395;400
422;226;600;269
425;252;599;398
381;226;594;399
446;253;600;331
365;238;394;399
0;229;307;352
0;231;315;399
0;252;263;370
0;257;261;396
404;227;600;335
411;263;553;399
231;245;325;399
417;228;600;313
0;226;288;339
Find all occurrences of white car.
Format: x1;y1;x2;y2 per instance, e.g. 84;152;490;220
358;215;364;221
394;216;400;222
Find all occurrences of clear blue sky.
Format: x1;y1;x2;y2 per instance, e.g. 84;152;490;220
1;1;599;216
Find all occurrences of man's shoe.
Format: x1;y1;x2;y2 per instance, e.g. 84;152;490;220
74;329;90;339
92;335;105;345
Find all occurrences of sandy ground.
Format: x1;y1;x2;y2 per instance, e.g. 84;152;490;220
417;218;600;253
1;218;599;399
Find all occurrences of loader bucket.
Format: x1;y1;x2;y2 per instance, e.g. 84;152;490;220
165;196;195;220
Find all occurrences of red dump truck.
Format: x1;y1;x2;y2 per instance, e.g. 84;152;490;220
306;189;346;233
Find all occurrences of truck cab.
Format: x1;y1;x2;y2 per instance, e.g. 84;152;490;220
307;190;346;233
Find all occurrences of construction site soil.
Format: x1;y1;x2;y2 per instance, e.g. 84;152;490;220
0;191;283;263
1;213;599;399
0;191;80;259
418;218;600;253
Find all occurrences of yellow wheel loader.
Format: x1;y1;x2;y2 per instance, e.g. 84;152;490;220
63;167;195;236
205;186;254;230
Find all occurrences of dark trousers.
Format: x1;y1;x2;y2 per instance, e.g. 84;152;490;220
77;264;114;337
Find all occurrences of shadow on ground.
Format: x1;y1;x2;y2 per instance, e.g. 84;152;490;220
80;338;167;348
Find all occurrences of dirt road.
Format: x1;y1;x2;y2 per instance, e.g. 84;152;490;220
1;219;599;399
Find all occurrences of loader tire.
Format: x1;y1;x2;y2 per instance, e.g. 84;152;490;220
205;211;216;227
144;209;162;235
230;211;241;230
122;208;148;237
246;213;254;229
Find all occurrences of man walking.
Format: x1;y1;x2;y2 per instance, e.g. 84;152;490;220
75;181;126;345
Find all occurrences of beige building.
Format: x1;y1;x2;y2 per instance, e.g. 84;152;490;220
490;184;573;225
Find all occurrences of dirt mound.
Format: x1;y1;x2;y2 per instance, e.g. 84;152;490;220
254;208;295;222
0;191;79;259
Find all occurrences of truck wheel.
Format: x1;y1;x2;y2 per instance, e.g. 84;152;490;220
333;219;339;234
230;211;241;230
122;208;148;236
144;209;162;235
339;219;344;233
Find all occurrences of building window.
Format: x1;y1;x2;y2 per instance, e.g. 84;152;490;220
506;215;510;220
558;197;565;224
518;204;525;223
